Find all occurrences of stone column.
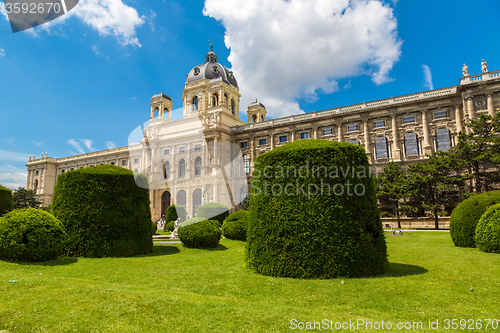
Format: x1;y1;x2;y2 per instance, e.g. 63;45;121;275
487;94;495;116
250;135;255;171
214;137;219;168
291;130;295;142
455;105;464;133
422;110;432;155
337;124;343;142
467;97;476;121
391;115;401;161
313;127;318;139
363;121;372;163
270;133;275;149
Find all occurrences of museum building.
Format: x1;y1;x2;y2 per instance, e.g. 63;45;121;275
26;48;500;220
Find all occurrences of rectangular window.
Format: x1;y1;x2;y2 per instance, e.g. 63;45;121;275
349;140;360;145
179;147;186;153
405;133;419;156
240;142;248;148
403;115;415;124
279;135;288;143
195;144;202;151
374;120;385;128
375;137;389;159
35;170;39;176
134;158;139;164
434;110;447;119
164;149;170;155
301;132;310;139
111;162;115;165
323;128;333;135
436;128;452;152
347;124;358;132
259;139;267;146
122;160;127;166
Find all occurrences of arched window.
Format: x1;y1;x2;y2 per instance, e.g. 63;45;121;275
261;116;264;122
231;99;236;115
154;108;159;119
224;93;229;107
161;191;171;218
192;96;198;112
176;190;186;207
405;133;419;156
192;189;202;216
179;159;186;178
240;186;248;204
252;115;257;123
34;179;38;193
195;157;202;176
375;136;389;159
243;154;250;174
164;161;170;179
436;128;452;152
212;93;218;107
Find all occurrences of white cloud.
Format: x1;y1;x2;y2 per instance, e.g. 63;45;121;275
91;44;109;60
0;164;27;189
422;64;434;90
73;0;145;47
67;139;86;154
203;0;402;118
105;141;116;149
0;48;5;57
0;150;29;162
81;139;94;151
0;0;144;47
0;3;7;21
32;140;44;147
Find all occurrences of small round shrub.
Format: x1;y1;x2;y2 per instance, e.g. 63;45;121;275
165;204;187;223
0;208;67;262
51;165;153;257
222;210;249;241
164;220;175;232
0;185;12;216
475;204;500;253
178;220;221;248
151;221;158;235
181;217;220;229
450;191;500;248
196;202;229;225
246;139;388;279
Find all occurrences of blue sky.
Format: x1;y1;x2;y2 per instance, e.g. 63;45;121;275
0;0;499;189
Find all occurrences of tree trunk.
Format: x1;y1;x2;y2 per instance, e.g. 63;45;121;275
434;210;439;230
396;206;401;229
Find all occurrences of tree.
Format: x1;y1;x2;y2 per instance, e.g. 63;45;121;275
12;187;42;209
405;152;464;229
453;113;500;193
376;162;406;228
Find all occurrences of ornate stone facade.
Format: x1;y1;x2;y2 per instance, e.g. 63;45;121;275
26;56;500;220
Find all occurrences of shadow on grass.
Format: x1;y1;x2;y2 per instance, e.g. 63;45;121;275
379;262;428;278
140;245;181;257
14;257;79;267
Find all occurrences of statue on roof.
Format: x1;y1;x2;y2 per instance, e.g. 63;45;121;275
462;63;469;76
209;40;213;52
482;59;488;73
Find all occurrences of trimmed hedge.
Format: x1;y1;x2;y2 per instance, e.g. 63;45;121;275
450;191;500;248
166;204;187;222
222;210;249;241
0;208;67;262
196;202;229;225
151;221;158;235
178;219;222;248
165;220;175;232
475;204;500;253
246;139;388;279
51;165;153;257
0;185;12;216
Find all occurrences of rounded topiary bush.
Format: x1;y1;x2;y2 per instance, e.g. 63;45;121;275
475;204;500;253
450;191;500;248
246;139;388;279
0;208;67;262
196;202;229;225
51;165;153;257
222;210;249;241
166;204;187;223
0;185;12;216
178;219;222;248
164;220;175;232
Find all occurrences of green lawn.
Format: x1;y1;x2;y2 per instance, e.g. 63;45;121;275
0;232;499;332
